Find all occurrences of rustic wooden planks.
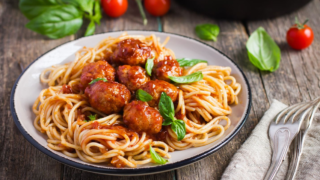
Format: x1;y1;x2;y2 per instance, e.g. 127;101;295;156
163;2;269;179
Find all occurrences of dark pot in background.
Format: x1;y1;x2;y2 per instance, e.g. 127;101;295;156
175;0;312;20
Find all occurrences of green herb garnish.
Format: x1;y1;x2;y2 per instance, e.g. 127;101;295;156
159;92;186;141
136;89;153;102
149;145;168;164
169;71;203;84
88;114;96;121
89;77;107;85
145;57;155;76
177;58;207;67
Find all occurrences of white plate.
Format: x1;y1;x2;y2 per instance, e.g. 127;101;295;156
10;31;251;175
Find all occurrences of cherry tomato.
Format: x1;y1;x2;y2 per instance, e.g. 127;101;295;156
286;18;314;50
144;0;170;16
101;0;128;18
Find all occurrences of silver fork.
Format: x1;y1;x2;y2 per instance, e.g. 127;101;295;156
285;98;320;180
264;101;316;180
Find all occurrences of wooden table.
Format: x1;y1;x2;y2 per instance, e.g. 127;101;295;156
1;0;319;179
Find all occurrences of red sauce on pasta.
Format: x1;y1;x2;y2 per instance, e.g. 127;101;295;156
62;85;73;94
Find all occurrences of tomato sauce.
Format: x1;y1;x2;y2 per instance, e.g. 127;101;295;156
62;85;73;94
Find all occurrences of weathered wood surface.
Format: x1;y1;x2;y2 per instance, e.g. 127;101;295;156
0;0;319;179
246;1;320;179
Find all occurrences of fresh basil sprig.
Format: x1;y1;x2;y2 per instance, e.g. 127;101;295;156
246;27;281;72
89;77;107;85
195;24;220;42
169;71;203;84
149;145;168;164
85;0;101;36
145;57;155;76
88;114;96;121
25;5;83;39
19;0;102;39
177;58;207;67
136;89;153;102
159;92;186;141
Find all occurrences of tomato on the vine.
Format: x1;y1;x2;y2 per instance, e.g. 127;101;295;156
144;0;170;16
286;17;314;50
101;0;128;18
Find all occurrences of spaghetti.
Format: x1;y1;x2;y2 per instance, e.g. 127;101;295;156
33;33;241;168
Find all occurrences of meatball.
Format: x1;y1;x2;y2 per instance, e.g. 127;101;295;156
141;80;179;107
85;81;131;115
110;39;155;66
117;65;150;92
80;61;116;90
153;59;182;81
123;100;163;134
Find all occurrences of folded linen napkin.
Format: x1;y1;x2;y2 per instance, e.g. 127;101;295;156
222;99;320;180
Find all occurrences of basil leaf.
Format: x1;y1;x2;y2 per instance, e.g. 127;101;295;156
159;92;175;125
92;0;102;25
19;0;61;20
62;0;94;15
246;27;281;72
89;77;107;84
171;120;186;141
85;20;95;36
136;89;153;102
145;57;155;76
87;114;96;121
162;117;173;126
25;5;83;39
177;58;207;67
169;71;203;84
149;145;168;164
195;24;220;41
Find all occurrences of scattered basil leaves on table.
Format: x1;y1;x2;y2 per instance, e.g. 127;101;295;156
169;71;203;84
88;114;96;121
195;24;220;41
19;0;102;39
145;57;155;76
177;58;207;67
149;145;168;164
85;20;96;37
89;77;108;85
246;27;281;72
136;89;153;102
159;92;186;141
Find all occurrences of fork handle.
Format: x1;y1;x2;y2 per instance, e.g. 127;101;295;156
264;128;293;180
286;131;304;180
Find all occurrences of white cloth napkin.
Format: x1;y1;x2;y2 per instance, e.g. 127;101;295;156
222;99;320;180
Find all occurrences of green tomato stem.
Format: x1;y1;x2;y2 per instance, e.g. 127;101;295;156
295;16;309;30
135;0;147;25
